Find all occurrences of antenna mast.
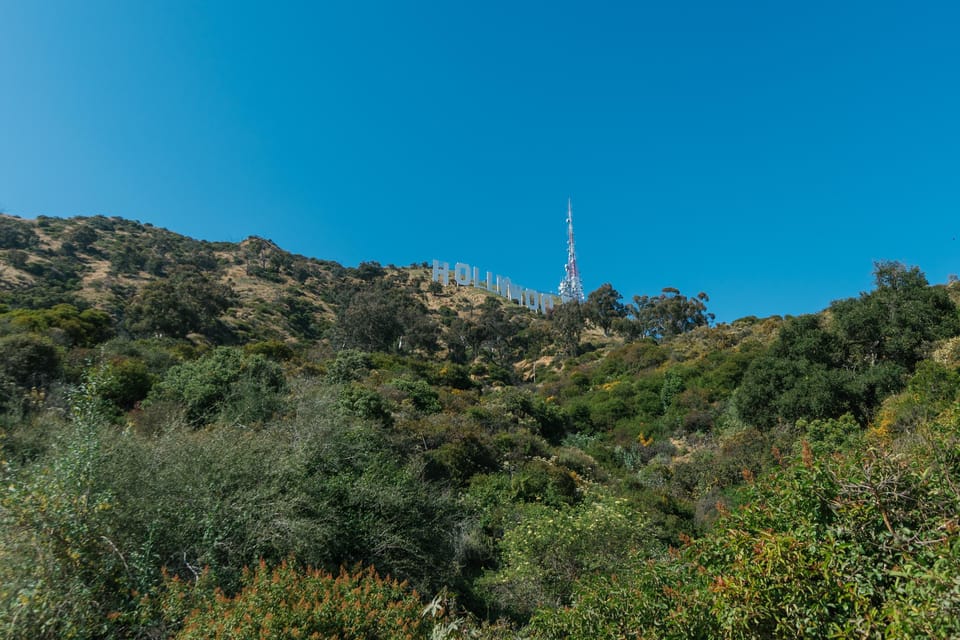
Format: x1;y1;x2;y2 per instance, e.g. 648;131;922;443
558;198;585;302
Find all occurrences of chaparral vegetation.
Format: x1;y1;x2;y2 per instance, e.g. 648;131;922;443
2;213;960;638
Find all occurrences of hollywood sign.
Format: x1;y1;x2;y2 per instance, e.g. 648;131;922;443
432;260;563;313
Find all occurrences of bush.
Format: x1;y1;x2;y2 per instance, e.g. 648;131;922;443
163;562;439;640
147;347;285;426
324;349;371;383
1;304;113;347
477;494;650;622
0;333;60;391
0;371;127;640
391;376;442;414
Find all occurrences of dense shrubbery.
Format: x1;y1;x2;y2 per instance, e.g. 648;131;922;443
529;412;960;639
3;217;960;638
737;262;960;428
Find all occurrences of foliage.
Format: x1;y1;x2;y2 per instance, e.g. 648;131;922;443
324;348;372;383
530;413;960;639
1;377;466;638
337;383;394;425
875;360;960;434
833;260;960;370
392;376;443;414
0;369;125;640
98;356;155;412
478;494;649;622
243;338;295;362
620;287;714;341
549;301;585;357
737;263;960;429
123;272;236;339
0;304;113;347
735;315;853;427
527;558;708;639
481;388;570;442
331;280;438;354
147;347;286;426
6;216;960;638
0;333;61;391
0;215;39;249
163;561;440;640
584;283;626;336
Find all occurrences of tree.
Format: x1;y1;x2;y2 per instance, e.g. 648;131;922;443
832;261;959;370
0;333;60;391
123;272;236;339
0;216;38;249
331;282;438;354
624;288;714;341
736;315;854;428
549;301;586;357
585;283;626;336
65;224;97;252
735;262;960;430
353;260;386;281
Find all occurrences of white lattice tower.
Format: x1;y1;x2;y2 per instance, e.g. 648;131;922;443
558;198;584;302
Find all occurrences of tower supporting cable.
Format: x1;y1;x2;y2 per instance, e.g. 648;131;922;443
558;198;584;302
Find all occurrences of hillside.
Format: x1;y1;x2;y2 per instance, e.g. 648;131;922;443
2;213;402;341
0;213;608;365
2;213;960;638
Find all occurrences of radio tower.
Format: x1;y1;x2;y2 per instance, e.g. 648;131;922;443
558;198;585;302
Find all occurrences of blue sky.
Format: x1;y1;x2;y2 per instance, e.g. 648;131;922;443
2;1;959;322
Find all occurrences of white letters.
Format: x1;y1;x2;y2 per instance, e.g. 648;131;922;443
431;259;561;313
432;260;450;286
454;262;472;286
497;275;511;298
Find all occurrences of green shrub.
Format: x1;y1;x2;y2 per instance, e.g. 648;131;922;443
391;376;442;414
324;349;371;383
147;347;285;426
337;383;393;425
99;357;155;411
0;371;126;640
0;333;60;391
1;304;113;347
478;494;650;622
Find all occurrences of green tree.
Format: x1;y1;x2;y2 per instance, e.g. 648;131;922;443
584;283;626;336
147;347;285;426
738;263;960;429
65;224;98;252
0;215;38;249
124;272;236;339
331;282;438;354
0;333;60;391
736;315;853;428
549;301;586;357
624;288;714;341
832;261;960;370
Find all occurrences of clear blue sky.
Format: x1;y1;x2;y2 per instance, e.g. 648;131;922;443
2;1;959;322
